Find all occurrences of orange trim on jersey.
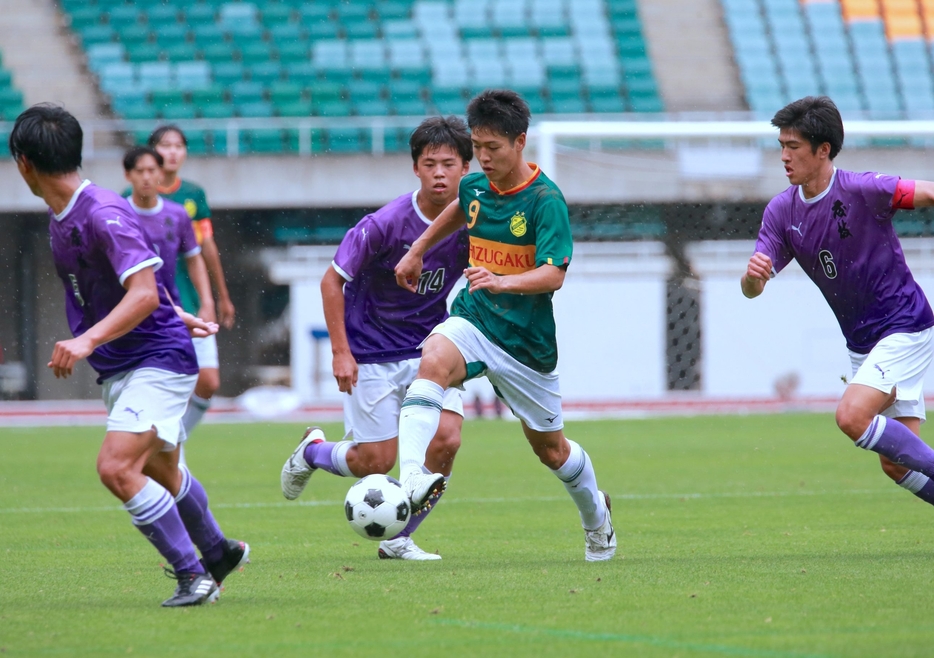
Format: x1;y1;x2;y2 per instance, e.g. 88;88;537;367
469;236;537;275
489;163;541;196
157;177;183;195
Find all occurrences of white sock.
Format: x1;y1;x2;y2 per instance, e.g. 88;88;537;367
123;477;174;525
552;439;605;530
333;441;354;477
182;394;211;435
398;379;444;481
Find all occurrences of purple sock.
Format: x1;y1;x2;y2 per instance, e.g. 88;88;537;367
856;416;934;478
897;471;934;505
124;478;203;574
303;440;351;476
175;466;226;564
396;485;446;538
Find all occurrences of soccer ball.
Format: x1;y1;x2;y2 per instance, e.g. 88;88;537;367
344;474;411;540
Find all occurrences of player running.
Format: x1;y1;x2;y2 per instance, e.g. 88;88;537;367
149;125;235;436
393;90;616;562
281;116;472;560
743;96;934;509
123;145;212;313
11;104;249;607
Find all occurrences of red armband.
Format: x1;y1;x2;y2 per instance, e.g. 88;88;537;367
892;179;916;210
193;218;214;244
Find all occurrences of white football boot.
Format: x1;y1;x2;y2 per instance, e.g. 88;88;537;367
584;491;617;562
280;427;326;500
403;471;446;514
378;536;442;561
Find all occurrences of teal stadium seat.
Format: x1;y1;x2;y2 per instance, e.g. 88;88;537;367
146;5;181;28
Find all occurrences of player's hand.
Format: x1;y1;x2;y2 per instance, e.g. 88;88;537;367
197;303;217;325
48;335;95;379
746;252;773;282
217;297;236;329
332;351;359;394
175;306;219;338
394;250;423;293
465;266;502;294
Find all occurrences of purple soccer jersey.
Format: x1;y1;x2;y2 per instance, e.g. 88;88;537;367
129;197;200;303
48;181;199;383
332;190;470;363
756;168;934;353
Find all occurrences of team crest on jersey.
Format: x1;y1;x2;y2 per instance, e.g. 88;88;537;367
510;212;527;237
184;199;197;219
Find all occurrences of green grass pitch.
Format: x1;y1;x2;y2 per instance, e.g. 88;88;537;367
2;414;934;657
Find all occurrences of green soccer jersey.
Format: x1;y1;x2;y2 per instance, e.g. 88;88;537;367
452;166;572;373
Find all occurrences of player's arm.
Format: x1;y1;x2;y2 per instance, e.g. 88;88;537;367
185;252;216;323
395;199;467;292
199;229;236;329
907;180;934;208
48;268;160;379
466;263;566;295
741;252;773;299
321;266;358;394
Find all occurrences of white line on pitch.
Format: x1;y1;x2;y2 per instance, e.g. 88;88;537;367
0;488;895;515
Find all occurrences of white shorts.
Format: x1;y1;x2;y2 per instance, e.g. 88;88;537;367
102;367;198;450
428;316;564;432
344;357;463;443
193;334;219;370
849;327;934;421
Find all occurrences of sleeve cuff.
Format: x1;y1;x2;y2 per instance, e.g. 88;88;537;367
331;261;353;282
119;256;163;286
183;246;202;258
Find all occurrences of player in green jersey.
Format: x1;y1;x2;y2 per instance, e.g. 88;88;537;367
393;90;615;561
150;126;236;436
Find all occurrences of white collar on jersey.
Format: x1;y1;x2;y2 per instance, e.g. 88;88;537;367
410;190;433;226
52;179;92;222
129;196;164;216
798;167;837;205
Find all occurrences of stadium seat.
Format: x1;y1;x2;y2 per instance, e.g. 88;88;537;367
326;127;368;152
146;4;181;28
214;61;247;86
139;62;173;91
383;20;418;39
278;99;314;117
245;128;285;154
176;61;212;90
237;100;274;117
86;43;126;72
162;43;197;62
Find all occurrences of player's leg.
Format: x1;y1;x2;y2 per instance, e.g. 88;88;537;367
840;330;934;483
100;368;218;606
380;397;463;561
485;348;615;561
281;363;407;499
398;325;469;507
181;335;220;435
144;448;249;587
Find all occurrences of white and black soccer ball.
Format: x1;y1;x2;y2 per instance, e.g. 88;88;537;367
344;474;411;540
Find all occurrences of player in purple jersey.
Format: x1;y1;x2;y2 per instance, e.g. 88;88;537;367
281;116;472;560
743;96;934;512
10;104;249;607
123;146;212;310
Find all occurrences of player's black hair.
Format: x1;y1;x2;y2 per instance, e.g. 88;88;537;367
9;103;83;175
409;115;473;164
771;96;844;160
466;89;531;142
148;124;188;148
122;145;164;172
